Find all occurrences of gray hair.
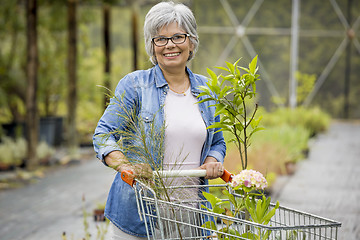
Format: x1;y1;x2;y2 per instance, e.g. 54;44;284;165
144;1;199;65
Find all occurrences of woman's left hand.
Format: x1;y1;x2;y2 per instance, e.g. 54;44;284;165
198;156;224;179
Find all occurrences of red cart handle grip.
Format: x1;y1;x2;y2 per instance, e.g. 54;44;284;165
121;170;135;187
221;169;233;183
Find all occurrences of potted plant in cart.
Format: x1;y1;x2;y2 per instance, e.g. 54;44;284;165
197;56;280;239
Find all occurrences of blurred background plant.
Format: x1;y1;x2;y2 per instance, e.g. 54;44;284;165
0;137;55;170
220;106;331;192
0;137;26;170
220;67;332;185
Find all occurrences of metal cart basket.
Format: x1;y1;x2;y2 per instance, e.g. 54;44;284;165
121;170;341;240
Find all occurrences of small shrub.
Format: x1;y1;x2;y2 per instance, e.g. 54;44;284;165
247;142;291;175
0;137;56;168
252;125;310;162
261;106;331;137
37;141;55;164
225;124;311;177
0;137;26;167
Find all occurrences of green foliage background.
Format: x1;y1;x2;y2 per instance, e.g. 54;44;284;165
0;0;359;144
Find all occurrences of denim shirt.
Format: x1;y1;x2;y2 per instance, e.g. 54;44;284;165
93;65;226;237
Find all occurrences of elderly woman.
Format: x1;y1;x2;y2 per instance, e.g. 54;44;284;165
93;1;226;239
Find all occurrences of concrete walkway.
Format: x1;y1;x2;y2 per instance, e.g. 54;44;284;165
272;121;360;240
0;150;114;240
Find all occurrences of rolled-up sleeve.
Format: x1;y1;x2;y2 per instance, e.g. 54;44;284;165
93;75;135;165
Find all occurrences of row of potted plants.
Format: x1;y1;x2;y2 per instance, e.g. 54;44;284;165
0;136;55;171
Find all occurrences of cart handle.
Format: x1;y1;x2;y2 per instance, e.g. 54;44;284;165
121;169;233;187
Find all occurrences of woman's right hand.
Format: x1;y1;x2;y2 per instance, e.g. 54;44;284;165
120;163;152;179
105;151;152;178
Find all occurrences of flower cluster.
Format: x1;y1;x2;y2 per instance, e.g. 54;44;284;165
231;169;268;190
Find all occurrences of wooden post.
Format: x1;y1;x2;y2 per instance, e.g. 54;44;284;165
26;0;39;169
67;0;78;153
103;3;111;108
131;2;139;71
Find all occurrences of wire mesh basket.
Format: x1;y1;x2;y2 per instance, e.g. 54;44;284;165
122;170;341;240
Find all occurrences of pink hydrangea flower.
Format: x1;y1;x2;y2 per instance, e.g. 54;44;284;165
231;169;268;190
243;179;252;188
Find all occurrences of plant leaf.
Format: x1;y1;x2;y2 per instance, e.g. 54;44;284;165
215;66;230;72
222;208;234;226
226;61;235;74
201;220;217;231
249;55;258;74
240;232;257;239
207;68;218;86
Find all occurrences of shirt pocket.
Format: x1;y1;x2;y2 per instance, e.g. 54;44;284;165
140;110;155;124
139;110;156;135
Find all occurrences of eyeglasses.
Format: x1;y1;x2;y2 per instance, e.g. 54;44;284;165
152;33;190;47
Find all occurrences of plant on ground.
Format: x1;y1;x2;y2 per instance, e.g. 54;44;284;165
0;137;56;168
249;124;310;174
0;137;26;167
260;106;331;137
62;196;109;240
37;141;55;163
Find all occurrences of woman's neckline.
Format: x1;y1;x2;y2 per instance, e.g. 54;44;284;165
168;86;191;96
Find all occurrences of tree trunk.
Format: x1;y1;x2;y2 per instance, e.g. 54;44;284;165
26;0;39;170
67;0;78;154
103;3;111;108
131;2;139;71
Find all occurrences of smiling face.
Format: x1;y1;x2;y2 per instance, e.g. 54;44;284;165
153;22;194;73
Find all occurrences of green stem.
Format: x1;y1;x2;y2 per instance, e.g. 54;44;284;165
223;95;246;170
242;96;248;170
244;192;250;232
233;125;245;170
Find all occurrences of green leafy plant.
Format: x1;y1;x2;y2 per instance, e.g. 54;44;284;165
198;57;281;239
0;137;26;168
249;124;310;174
275;230;306;240
202;169;279;240
260;106;330;137
201;190;243;239
0;137;56;169
244;195;280;239
295;71;316;106
197;56;263;170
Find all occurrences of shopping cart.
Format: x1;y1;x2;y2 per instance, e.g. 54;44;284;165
121;169;341;240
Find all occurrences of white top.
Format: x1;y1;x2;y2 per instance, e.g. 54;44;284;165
163;87;207;170
163;86;207;202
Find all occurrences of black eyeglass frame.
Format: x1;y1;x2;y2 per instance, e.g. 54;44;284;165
152;33;191;47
